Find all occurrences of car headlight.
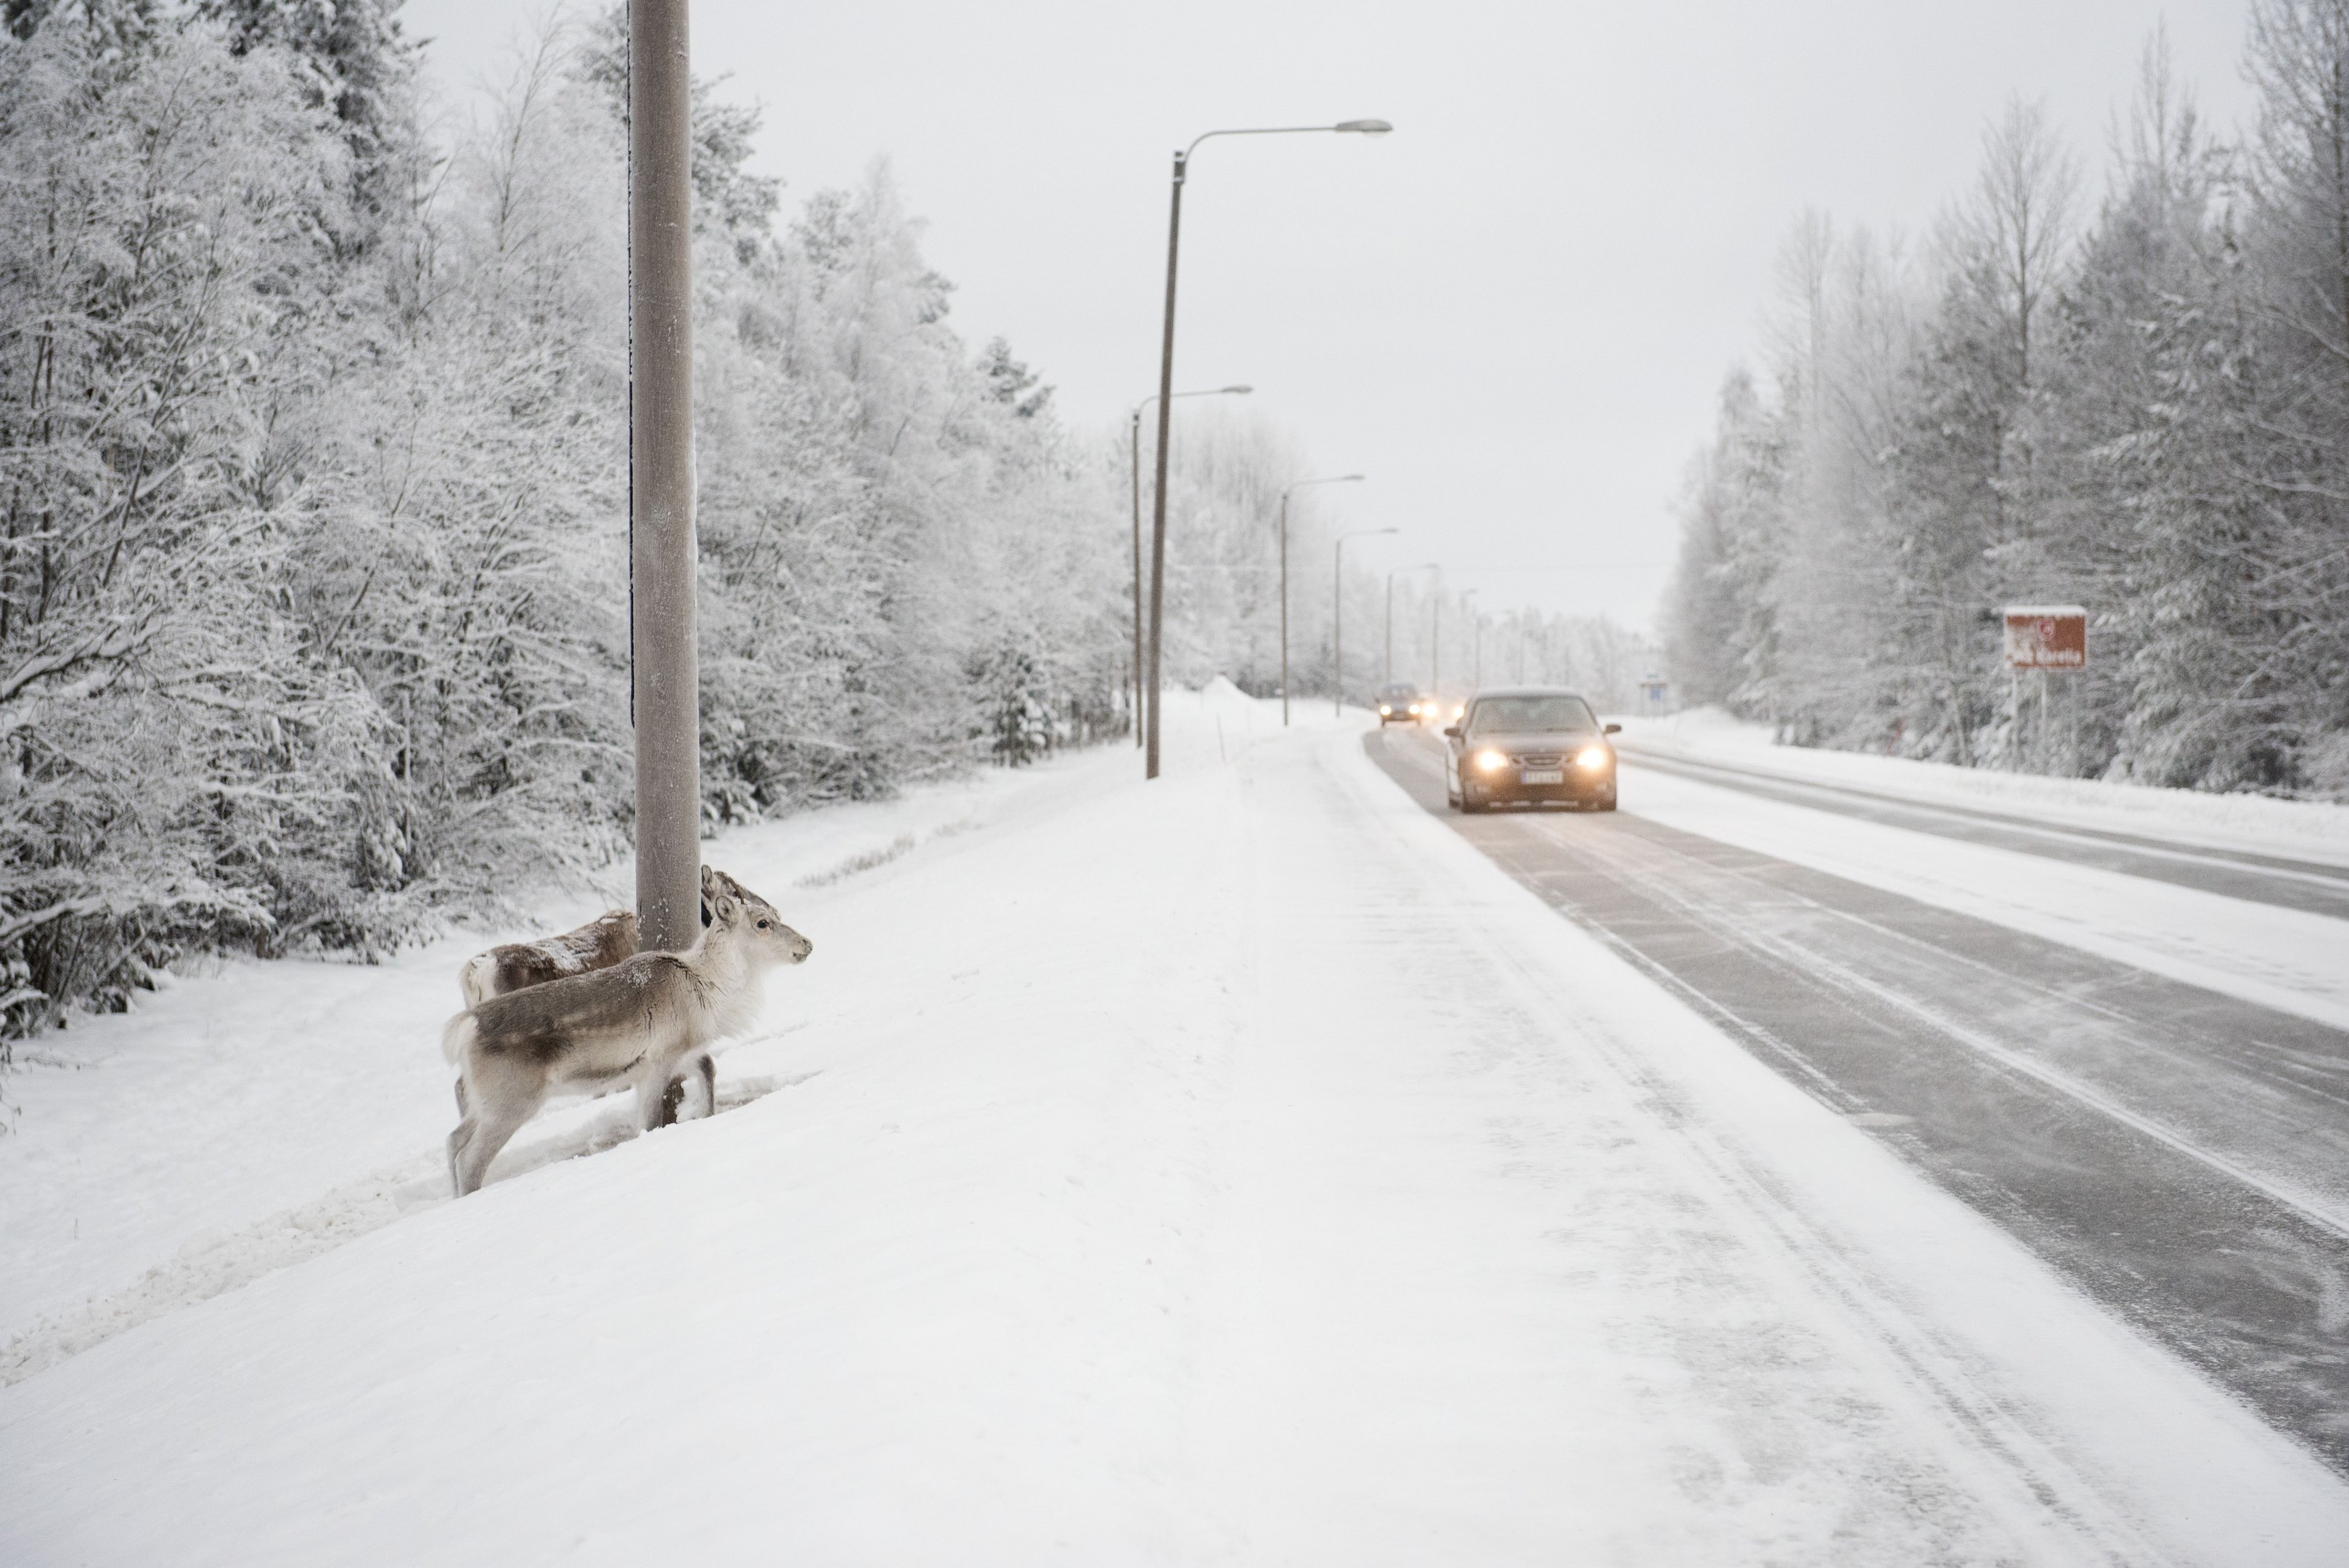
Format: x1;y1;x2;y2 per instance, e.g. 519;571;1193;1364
1378;705;1392;716
1453;704;1466;721
1474;748;1511;774
1407;702;1421;715
1574;745;1611;769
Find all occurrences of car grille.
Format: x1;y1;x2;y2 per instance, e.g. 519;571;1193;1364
1515;754;1562;768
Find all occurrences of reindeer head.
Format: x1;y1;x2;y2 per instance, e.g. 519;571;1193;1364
700;865;813;968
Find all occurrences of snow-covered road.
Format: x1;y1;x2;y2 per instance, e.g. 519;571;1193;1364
1629;748;2349;915
1617;746;2349;1032
4;694;2347;1564
1374;721;2349;1475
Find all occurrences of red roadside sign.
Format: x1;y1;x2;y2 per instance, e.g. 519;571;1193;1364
2003;605;2086;670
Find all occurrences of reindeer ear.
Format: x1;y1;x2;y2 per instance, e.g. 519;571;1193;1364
700;864;718;894
714;894;740;925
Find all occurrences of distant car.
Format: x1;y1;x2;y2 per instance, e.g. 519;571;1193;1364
1375;683;1426;725
1442;687;1620;812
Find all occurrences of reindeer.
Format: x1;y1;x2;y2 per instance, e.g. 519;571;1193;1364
442;866;812;1197
453;909;660;1115
453;891;717;1121
457;910;640;1010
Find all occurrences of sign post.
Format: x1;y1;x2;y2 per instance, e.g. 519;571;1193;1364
2001;605;2085;771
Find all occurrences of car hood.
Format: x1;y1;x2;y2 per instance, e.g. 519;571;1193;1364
1461;730;1606;751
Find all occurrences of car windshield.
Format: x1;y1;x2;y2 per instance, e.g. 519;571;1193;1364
1469;695;1596;733
1380;686;1418;701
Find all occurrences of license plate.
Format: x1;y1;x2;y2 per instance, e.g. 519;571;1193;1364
1521;768;1564;785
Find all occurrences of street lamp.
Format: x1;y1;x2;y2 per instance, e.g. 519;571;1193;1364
1387;563;1437;687
1423;571;1450;699
1462;589;1481;690
1129;385;1250;746
1145;117;1392;779
1335;526;1397;716
1276;474;1363;725
629;0;698;956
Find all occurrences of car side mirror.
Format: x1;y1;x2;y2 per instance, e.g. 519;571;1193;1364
1604;722;1621;735
1442;724;1463;741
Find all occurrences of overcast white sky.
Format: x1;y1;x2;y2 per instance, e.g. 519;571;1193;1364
405;0;2256;632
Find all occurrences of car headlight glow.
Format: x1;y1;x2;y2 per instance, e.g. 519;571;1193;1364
1574;745;1611;769
1378;705;1392;716
1407;702;1420;715
1474;748;1511;774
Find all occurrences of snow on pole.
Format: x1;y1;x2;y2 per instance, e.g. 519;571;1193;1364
629;0;700;953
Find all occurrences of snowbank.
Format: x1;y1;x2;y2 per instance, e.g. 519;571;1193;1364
0;752;1097;1379
1618;706;2349;866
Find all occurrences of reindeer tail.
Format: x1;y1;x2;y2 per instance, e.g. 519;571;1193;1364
441;1009;479;1067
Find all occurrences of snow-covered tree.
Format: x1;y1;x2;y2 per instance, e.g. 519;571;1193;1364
1663;12;2349;797
0;11;385;1034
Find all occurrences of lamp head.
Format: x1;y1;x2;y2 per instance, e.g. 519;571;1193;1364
1222;385;1253;395
1335;119;1394;136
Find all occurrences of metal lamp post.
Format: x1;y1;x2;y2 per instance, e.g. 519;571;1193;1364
1129;385;1250;746
1145;117;1392;779
629;0;698;954
1387;562;1436;687
1429;570;1447;700
1275;474;1363;725
1334;527;1397;715
1463;589;1481;690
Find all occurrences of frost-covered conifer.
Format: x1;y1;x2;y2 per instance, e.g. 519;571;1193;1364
1662;12;2349;796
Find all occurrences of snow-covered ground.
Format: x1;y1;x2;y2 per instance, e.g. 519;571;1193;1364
0;759;1070;1383
4;687;2345;1564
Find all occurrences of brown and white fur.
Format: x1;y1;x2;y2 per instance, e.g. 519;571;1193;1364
452;910;647;1118
442;866;812;1197
457;910;640;1011
454;902;724;1119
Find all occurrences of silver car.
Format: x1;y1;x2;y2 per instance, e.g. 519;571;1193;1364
1442;687;1619;813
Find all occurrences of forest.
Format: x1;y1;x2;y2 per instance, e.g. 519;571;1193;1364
1663;4;2349;801
0;1;1645;1037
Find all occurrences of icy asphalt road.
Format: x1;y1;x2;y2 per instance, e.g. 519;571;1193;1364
1619;746;2349;920
1368;726;2349;1474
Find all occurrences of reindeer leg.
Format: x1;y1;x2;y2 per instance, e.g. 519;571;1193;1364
446;1115;475;1199
638;1057;676;1132
453;1055;544;1198
454;1092;538;1198
696;1050;716;1118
